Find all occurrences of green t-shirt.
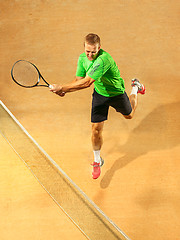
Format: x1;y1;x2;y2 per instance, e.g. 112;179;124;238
76;49;125;97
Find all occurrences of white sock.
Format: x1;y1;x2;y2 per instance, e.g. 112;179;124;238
130;86;138;95
93;150;101;163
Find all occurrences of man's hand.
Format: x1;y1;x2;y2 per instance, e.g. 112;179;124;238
49;84;66;97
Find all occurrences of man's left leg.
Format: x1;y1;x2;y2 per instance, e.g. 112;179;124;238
124;78;145;119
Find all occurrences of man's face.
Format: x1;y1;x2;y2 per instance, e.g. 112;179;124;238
84;42;101;61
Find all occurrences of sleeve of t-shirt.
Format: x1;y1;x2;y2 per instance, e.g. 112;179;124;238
76;56;86;78
87;58;111;81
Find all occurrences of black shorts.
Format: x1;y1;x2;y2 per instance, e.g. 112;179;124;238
91;90;132;123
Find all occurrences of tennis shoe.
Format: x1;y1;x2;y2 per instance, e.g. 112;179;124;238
91;157;104;179
131;79;146;94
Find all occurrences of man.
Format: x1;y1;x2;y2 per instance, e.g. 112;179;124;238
50;33;145;179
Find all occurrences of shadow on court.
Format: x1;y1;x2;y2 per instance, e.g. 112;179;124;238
100;101;180;189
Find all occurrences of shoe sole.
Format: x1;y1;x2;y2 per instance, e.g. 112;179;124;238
138;85;146;94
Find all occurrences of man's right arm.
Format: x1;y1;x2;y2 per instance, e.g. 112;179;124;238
50;75;95;96
72;76;84;83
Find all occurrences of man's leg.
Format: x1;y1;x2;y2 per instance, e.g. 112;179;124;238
91;122;104;179
92;122;104;151
124;91;138;119
124;79;145;119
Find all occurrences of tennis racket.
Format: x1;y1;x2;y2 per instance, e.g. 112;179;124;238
11;60;52;88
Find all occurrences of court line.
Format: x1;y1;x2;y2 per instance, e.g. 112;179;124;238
0;100;131;240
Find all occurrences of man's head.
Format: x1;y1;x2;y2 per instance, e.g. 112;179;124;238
84;33;101;61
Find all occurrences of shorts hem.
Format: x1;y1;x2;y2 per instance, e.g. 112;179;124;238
91;118;107;123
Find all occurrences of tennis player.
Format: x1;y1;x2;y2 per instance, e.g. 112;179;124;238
50;33;145;179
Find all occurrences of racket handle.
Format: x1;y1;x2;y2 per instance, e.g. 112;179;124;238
60;92;66;96
49;85;52;89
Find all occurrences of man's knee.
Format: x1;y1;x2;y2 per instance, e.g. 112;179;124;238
123;113;133;119
92;122;104;136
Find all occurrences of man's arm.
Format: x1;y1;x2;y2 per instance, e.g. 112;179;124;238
50;76;95;96
71;76;84;83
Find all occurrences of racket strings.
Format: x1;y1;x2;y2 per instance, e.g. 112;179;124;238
12;61;39;87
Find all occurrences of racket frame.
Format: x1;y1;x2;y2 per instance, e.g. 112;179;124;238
11;60;50;88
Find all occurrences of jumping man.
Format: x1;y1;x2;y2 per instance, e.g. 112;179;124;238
50;33;145;179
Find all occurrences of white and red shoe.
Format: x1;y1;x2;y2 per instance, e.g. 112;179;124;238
131;79;146;94
91;158;104;179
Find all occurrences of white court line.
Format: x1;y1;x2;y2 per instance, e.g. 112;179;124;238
0;100;131;240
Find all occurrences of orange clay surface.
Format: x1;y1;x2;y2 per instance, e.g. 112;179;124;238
0;1;180;240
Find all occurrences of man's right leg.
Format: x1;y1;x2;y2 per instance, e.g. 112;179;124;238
91;90;109;179
91;121;104;179
92;122;104;151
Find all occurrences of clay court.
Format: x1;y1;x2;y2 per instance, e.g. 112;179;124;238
0;1;180;239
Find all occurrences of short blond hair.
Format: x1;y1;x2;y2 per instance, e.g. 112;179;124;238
85;33;101;46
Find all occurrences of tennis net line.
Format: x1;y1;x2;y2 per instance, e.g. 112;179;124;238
0;100;131;240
